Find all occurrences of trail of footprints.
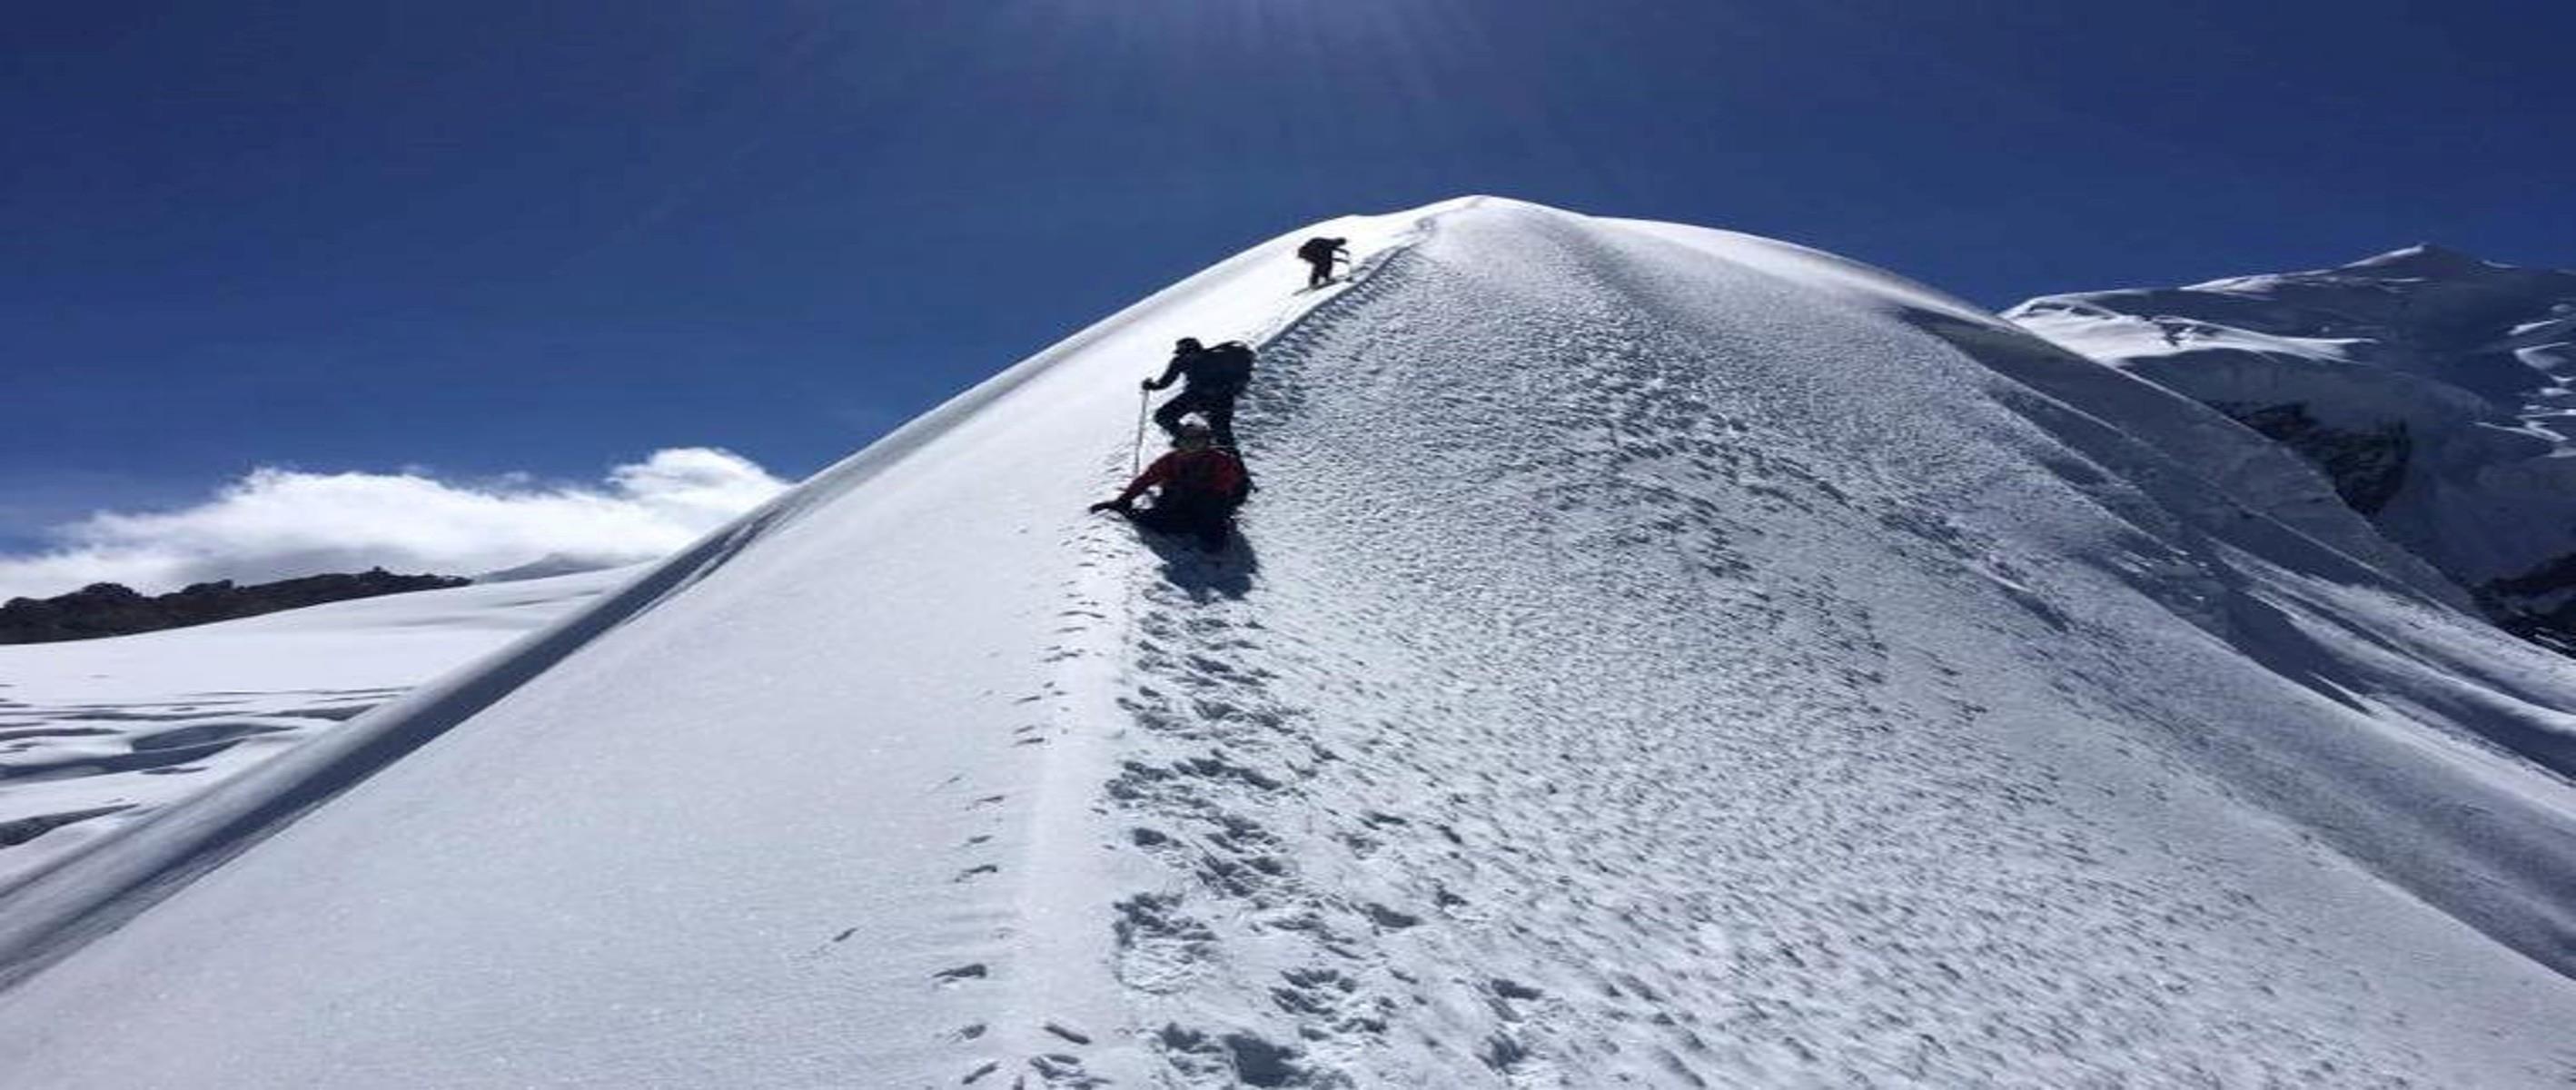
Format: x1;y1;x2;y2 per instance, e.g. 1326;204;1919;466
917;252;1433;1086
908;473;1152;1088
1083;255;1440;1087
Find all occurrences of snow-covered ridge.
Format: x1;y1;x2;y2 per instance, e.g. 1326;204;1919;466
2006;246;2576;611
5;200;2576;1085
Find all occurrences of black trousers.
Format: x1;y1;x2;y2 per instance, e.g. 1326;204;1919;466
1305;258;1333;287
1128;497;1234;550
1152;385;1240;448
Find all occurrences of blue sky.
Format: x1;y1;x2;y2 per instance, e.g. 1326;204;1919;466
5;0;2568;562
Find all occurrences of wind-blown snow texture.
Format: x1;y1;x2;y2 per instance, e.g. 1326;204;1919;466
6;200;2576;1086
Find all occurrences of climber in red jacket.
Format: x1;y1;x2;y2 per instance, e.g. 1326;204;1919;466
1088;420;1251;551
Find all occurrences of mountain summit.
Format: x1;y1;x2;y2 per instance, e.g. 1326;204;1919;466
5;200;2574;1086
2343;242;2506;276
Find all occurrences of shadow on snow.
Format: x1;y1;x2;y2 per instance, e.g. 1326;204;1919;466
1136;524;1259;602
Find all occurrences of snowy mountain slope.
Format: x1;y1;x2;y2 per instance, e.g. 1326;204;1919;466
0;568;621;887
6;199;2576;1086
2006;248;2576;628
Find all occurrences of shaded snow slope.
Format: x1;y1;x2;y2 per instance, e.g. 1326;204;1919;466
0;567;621;887
6;200;2576;1086
2006;248;2576;606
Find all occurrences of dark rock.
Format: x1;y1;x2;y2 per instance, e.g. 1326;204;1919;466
2481;554;2576;659
0;569;470;644
2208;401;2413;515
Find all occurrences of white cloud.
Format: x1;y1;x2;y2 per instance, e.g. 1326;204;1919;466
0;448;794;601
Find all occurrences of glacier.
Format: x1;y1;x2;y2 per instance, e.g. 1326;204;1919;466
3;198;2575;1086
2007;246;2576;636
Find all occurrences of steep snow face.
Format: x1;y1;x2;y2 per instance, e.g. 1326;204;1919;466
0;568;622;887
6;200;2576;1086
2006;248;2576;601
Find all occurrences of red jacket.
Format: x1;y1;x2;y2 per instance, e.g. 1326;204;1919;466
1116;448;1246;505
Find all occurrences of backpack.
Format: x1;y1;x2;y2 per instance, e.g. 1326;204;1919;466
1168;449;1253;508
1298;238;1333;262
1192;342;1254;389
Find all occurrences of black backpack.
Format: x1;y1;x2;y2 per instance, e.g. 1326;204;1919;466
1192;342;1253;389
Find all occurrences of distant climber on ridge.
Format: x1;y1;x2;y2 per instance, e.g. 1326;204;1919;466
1297;236;1349;289
1088;419;1250;552
1142;336;1253;449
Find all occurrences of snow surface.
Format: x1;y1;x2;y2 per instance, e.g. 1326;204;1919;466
2007;247;2576;587
0;568;621;887
6;200;2576;1086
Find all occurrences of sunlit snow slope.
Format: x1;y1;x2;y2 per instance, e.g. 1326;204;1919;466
6;199;2576;1087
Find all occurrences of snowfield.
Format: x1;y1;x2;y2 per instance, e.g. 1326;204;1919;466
5;198;2576;1086
0;569;623;886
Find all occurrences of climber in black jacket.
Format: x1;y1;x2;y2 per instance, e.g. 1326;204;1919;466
1142;337;1254;449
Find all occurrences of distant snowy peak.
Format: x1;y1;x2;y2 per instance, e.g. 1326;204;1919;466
2192;243;2523;291
2334;242;2511;276
2006;246;2576;636
2013;245;2576;401
471;552;620;583
2190;246;2576;362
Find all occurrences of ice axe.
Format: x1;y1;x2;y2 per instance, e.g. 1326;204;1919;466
1131;384;1152;474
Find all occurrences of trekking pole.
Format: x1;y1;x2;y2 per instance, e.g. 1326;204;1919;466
1131;387;1151;474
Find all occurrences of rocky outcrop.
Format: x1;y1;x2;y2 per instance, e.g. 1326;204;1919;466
2206;401;2413;515
2481;554;2576;657
0;569;469;644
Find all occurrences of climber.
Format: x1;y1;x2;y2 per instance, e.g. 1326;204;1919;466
1296;236;1350;289
1143;336;1253;449
1088;419;1251;552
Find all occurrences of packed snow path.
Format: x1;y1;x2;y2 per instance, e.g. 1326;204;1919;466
6;200;2576;1086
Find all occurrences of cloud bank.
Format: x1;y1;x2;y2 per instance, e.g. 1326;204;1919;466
0;448;793;601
